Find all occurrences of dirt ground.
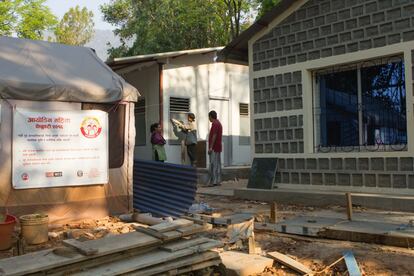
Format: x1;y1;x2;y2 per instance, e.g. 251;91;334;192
2;181;414;275
197;191;414;276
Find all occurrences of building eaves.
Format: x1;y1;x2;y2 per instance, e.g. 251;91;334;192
217;0;298;64
107;46;224;68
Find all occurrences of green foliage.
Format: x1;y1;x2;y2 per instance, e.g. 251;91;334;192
101;0;256;58
255;0;281;18
55;6;94;46
0;0;57;39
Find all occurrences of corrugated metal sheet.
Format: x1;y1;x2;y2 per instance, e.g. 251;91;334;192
133;159;198;217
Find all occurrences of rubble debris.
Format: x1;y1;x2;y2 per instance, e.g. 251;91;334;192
226;218;254;244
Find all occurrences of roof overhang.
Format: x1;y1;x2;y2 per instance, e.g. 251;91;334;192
108;47;224;70
217;0;298;64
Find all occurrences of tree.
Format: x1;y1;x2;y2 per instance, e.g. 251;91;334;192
0;0;57;39
101;0;256;59
255;0;281;19
55;6;95;46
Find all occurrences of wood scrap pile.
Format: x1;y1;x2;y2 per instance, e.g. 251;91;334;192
0;219;222;276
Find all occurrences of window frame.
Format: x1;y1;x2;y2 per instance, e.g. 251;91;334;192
169;97;190;145
134;98;146;146
239;103;250;146
312;55;407;153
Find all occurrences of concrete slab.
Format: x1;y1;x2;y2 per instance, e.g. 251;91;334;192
257;216;414;248
234;188;414;212
220;251;273;276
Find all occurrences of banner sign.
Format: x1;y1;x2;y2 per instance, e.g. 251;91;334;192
13;108;108;189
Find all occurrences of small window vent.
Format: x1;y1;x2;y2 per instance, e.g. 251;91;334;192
239;103;249;116
170;97;190;112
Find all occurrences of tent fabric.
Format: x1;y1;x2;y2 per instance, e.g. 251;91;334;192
0;36;139;103
0;100;134;223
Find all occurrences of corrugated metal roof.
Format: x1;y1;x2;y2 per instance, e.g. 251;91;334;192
133;159;198;217
108;47;224;68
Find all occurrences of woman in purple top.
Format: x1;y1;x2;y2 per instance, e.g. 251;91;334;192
150;123;167;162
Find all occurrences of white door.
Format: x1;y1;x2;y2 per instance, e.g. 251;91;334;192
209;99;230;167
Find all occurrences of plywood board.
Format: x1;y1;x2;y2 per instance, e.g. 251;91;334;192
0;231;161;276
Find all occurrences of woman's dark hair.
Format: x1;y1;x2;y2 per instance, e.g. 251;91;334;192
150;123;160;132
188;113;195;120
208;110;217;119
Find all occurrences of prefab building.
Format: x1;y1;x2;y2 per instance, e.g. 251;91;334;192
219;0;414;197
0;36;139;223
109;47;251;167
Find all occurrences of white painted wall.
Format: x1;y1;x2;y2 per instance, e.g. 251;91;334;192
119;53;250;167
123;63;160;161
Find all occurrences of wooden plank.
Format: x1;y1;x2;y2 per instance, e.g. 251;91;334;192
161;259;222;276
149;219;193;233
161;237;211;252
0;231;161;276
267;251;313;275
177;223;212;236
134;226;166;239
73;240;222;276
46;246;157;276
343;251;362;276
176;259;222;273
127;251;219;276
180;215;205;225
161;231;182;241
62;239;99;256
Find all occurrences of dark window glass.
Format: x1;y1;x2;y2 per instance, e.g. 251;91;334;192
82;103;126;168
361;59;406;145
318;69;359;146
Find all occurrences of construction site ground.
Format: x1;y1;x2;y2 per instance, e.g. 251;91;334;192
1;179;414;275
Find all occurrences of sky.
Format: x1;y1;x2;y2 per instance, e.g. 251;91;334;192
45;0;114;30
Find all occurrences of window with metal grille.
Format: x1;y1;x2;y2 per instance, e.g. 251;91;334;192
314;55;407;152
169;97;190;144
135;98;146;146
239;103;250;145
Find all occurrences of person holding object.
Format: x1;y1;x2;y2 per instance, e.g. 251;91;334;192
150;123;166;162
208;110;222;186
171;113;198;166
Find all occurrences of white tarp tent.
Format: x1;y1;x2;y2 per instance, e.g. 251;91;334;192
0;36;139;223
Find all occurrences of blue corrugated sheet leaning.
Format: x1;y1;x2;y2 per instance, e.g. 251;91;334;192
133;159;198;217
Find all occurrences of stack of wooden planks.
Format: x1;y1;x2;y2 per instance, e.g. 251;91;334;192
0;219;222;276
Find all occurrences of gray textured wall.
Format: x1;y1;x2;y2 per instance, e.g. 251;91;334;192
253;0;414;71
275;157;414;189
251;0;414;192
